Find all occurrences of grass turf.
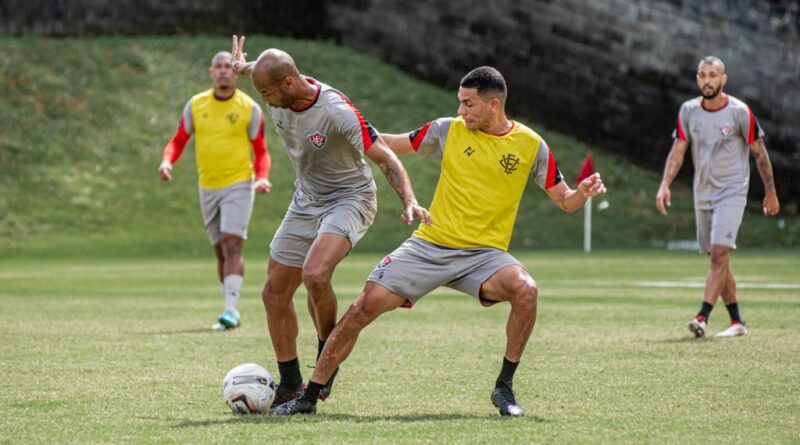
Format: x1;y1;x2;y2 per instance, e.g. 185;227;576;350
1;250;798;444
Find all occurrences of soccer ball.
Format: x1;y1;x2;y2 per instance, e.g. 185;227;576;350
222;363;276;414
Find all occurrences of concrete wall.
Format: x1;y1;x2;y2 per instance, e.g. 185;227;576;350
325;0;800;210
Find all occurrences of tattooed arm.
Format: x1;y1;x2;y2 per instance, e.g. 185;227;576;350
365;136;432;226
749;138;780;216
655;138;689;216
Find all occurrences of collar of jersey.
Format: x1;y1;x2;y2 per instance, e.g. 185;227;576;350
701;94;729;112
290;77;321;112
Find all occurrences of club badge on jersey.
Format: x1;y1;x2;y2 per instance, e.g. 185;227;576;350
308;131;328;149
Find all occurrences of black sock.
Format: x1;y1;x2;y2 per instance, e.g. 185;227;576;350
277;358;303;390
697;301;713;321
495;357;519;390
317;338;326;362
304;381;324;404
725;302;744;324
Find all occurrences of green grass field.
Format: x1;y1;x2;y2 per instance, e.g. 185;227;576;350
1;250;798;444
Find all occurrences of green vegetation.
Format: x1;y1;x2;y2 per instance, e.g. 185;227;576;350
1;251;798;443
1;36;795;258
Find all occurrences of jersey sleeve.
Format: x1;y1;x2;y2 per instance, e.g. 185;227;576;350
162;100;194;164
673;103;689;142
739;105;765;144
530;140;563;190
248;104;271;180
331;93;378;152
408;117;452;157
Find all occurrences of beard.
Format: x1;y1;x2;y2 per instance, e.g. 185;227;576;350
701;84;721;99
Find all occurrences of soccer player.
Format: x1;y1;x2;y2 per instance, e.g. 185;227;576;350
230;36;431;406
655;56;780;338
159;51;272;331
272;66;608;417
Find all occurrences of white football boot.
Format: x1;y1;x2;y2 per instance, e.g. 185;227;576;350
688;317;707;338
714;322;748;338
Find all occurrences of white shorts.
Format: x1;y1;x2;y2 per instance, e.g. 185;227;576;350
199;180;254;245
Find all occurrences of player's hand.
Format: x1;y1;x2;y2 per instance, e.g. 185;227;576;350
159;161;173;181
401;201;432;226
253;177;272;194
231;35;249;75
763;191;780;216
578;173;607;198
655;183;671;216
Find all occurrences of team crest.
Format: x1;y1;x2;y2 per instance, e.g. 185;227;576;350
499;153;520;175
719;125;733;137
308;131;328;149
226;112;239;124
377;255;392;269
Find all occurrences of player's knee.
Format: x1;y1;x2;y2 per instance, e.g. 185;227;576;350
511;279;538;313
346;298;379;329
301;266;331;291
710;246;729;268
221;235;243;257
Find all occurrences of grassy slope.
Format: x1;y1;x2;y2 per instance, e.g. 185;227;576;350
0;251;798;443
0;36;796;258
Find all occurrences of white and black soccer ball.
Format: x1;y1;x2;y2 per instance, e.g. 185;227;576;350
222;363;276;414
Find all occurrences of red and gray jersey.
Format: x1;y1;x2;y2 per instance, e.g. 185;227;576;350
267;77;378;207
674;94;764;206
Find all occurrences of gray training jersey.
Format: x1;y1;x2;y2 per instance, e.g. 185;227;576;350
266;78;378;209
674;94;764;208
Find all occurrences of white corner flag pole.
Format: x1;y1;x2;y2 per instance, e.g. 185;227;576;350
583;197;592;253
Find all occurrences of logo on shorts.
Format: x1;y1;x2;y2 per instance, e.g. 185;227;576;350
499;154;520;175
720;125;734;137
377;255;392;269
308;131;328;149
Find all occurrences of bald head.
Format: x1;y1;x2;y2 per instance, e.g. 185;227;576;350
253;49;300;84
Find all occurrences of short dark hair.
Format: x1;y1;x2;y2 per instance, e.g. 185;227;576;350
460;66;507;100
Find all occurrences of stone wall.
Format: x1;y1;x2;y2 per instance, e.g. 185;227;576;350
325;0;800;210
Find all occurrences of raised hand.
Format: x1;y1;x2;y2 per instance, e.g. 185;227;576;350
231;34;251;75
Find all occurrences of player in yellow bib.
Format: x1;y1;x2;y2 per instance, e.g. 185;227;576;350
273;67;607;417
159;51;272;331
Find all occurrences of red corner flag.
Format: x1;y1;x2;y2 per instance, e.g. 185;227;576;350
576;152;594;184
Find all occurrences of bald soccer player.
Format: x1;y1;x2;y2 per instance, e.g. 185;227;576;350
160;51;272;331
656;56;780;338
230;36;430;406
272;66;608;417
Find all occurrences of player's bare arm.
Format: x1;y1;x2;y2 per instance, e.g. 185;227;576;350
231;35;255;76
545;173;607;213
749;138;780;216
379;132;416;155
655;138;689;215
366;136;432;225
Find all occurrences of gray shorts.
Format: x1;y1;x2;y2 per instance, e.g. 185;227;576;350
367;237;524;306
695;201;745;253
269;194;377;268
199;180;254;245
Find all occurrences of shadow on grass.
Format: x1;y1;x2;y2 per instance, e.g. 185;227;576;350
167;411;548;427
125;327;222;335
650;336;716;344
